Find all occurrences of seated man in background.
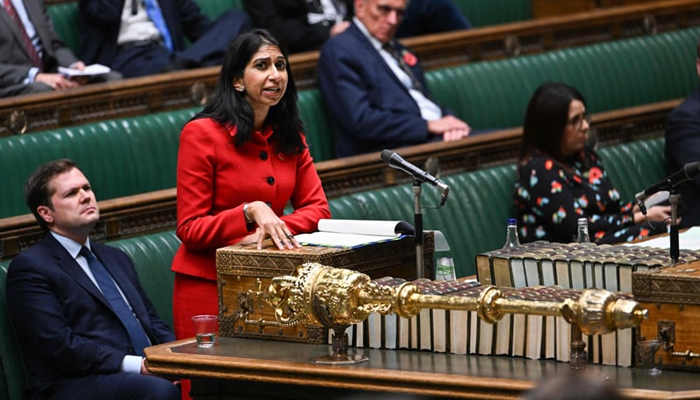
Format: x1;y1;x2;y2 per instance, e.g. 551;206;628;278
78;0;252;78
0;0;121;98
243;0;470;54
6;159;179;400
318;0;471;157
665;35;700;228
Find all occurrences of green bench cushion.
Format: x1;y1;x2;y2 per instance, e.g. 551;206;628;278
0;108;198;219
427;27;700;130
47;2;80;56
597;137;666;203
451;0;532;27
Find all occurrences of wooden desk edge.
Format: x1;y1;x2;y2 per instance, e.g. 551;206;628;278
144;339;700;400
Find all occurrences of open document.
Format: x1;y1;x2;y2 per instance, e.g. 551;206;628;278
624;226;700;250
58;63;111;78
294;219;414;248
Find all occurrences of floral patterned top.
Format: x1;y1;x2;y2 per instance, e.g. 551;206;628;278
513;147;665;244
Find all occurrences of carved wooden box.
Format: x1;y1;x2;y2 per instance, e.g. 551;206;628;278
633;260;700;371
216;235;433;344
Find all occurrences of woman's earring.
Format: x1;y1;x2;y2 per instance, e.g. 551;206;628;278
236;86;245;92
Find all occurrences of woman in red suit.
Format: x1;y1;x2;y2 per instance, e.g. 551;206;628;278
172;28;330;343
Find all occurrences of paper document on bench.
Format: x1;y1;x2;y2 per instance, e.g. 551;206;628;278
294;219;414;248
58;63;111;77
624;226;700;250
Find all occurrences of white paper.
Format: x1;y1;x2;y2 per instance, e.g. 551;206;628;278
294;219;413;248
58;63;111;77
623;226;700;250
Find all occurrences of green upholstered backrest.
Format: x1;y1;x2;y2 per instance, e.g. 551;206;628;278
194;0;244;21
0;107;198;219
451;0;532;27
0;262;30;400
47;2;80;56
298;89;336;162
106;230;180;328
327;164;518;278
426;27;699;130
597;137;666;203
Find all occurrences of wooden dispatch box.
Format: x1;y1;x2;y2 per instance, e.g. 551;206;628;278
633;260;700;371
216;234;434;344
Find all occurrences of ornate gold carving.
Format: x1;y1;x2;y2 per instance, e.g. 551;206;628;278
7;110;27;135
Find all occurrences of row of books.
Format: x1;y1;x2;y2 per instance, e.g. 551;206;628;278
475;241;700;293
335;278;636;367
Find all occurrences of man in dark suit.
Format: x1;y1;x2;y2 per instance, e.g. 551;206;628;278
6;159;179;400
0;0;120;98
665;36;700;228
78;0;252;78
318;0;471;157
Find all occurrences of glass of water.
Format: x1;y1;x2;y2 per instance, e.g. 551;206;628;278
192;314;218;348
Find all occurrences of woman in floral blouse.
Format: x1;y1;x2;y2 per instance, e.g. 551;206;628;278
513;82;672;244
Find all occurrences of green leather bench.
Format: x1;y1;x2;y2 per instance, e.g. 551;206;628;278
452;0;532;27
0;230;179;400
427;26;700;130
0;107;197;219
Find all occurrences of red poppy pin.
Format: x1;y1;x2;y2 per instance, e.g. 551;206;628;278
402;50;417;67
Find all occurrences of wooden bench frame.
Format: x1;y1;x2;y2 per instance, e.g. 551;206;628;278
1;0;698;136
0;99;680;260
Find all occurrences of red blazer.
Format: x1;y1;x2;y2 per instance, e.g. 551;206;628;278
172;118;331;281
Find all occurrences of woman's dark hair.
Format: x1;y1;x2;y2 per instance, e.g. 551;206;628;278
519;82;586;164
195;29;305;155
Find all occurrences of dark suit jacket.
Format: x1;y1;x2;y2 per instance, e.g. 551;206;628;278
243;0;353;53
6;234;174;393
318;22;446;157
78;0;211;66
665;87;700;228
0;0;79;96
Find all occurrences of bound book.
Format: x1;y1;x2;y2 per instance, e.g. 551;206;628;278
294;219;414;248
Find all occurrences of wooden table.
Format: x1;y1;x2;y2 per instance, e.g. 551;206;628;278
145;337;700;400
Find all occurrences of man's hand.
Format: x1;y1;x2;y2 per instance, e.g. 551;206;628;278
35;73;83;90
427;115;471;142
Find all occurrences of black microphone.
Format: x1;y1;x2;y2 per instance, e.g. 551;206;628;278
381;149;450;206
635;161;700;214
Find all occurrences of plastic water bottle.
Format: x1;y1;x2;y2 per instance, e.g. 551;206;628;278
502;218;520;248
436;257;456;281
576;217;590;243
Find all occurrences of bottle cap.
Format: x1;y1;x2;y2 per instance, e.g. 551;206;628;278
508;217;517;225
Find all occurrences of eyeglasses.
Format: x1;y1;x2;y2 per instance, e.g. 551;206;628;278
568;112;591;131
376;4;406;18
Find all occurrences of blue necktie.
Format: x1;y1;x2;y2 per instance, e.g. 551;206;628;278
142;0;173;51
80;247;151;356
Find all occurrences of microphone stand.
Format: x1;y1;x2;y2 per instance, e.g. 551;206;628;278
412;180;425;279
669;189;681;265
